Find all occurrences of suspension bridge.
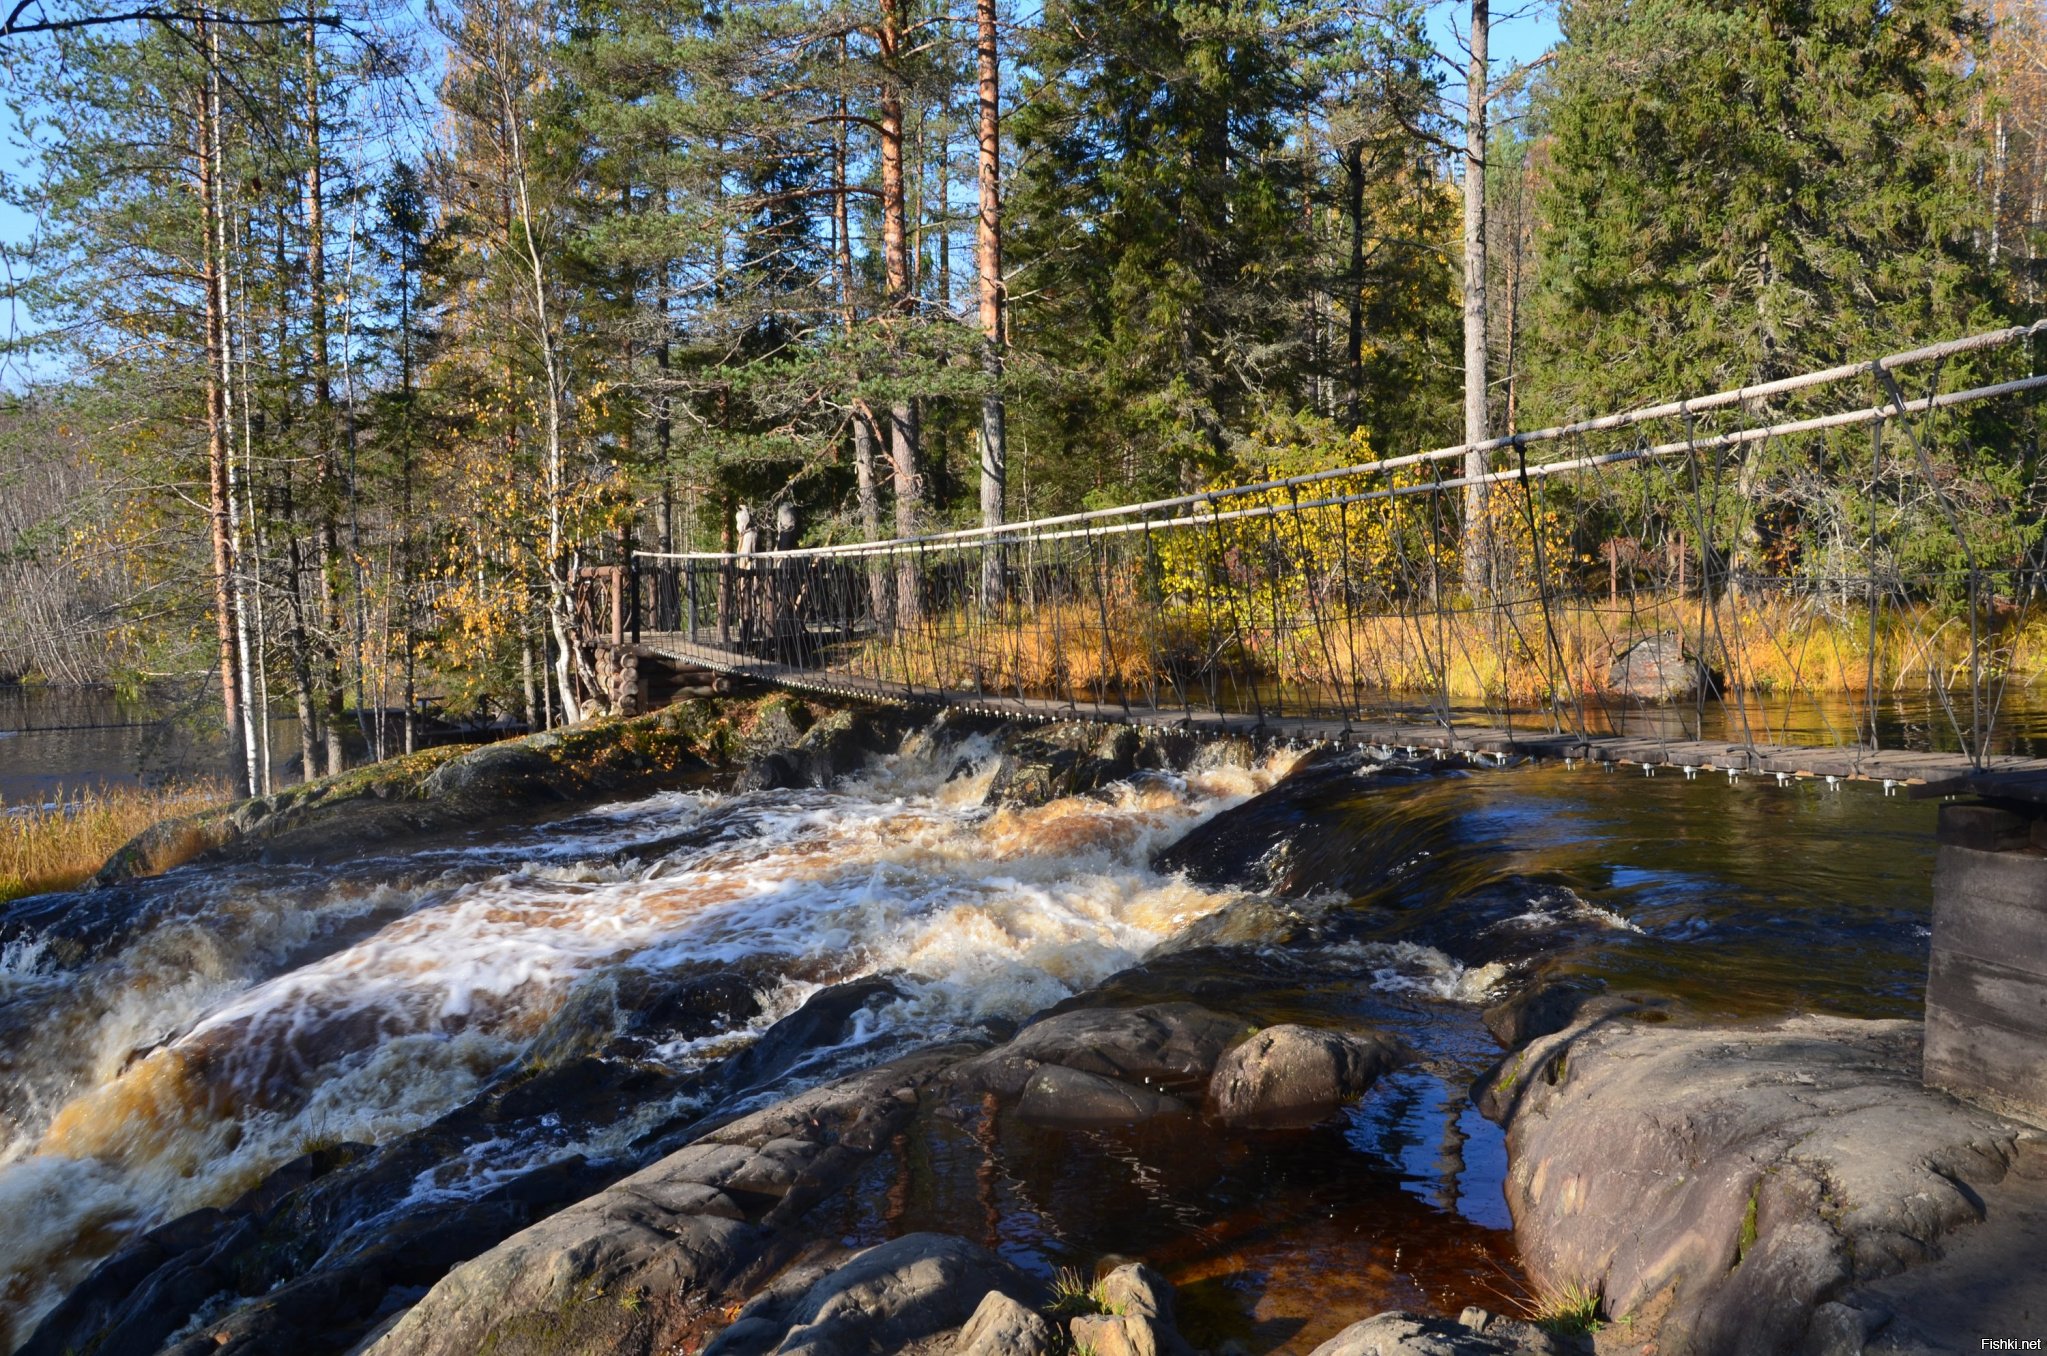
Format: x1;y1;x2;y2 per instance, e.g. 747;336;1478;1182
602;321;2047;797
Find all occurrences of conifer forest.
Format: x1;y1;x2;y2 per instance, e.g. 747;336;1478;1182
0;0;2043;779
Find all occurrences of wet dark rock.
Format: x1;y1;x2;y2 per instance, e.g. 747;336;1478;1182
367;1048;969;1356
786;707;918;786
524;968;763;1067
1606;631;1712;703
1480;978;1629;1051
1016;1065;1190;1126
1474;1015;2027;1356
737;750;806;793
954;1290;1058;1356
947;1002;1252;1102
1150;751;1454;900
705;1233;1026;1356
1207;1024;1409;1127
1307;1311;1570;1355
717;977;903;1097
983;722;1149;808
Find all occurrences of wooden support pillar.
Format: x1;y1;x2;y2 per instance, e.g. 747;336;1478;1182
1925;800;2047;1127
610;564;626;646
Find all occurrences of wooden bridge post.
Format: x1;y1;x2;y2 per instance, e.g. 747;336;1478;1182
610;564;625;647
1924;799;2047;1127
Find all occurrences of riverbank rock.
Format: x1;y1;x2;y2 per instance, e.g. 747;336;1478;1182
947;1003;1252;1115
1605;632;1708;702
1475;1014;2032;1355
1307;1310;1570;1355
1207;1024;1410;1126
705;1233;1027;1356
91;699;774;879
368;1047;970;1356
955;1290;1058;1356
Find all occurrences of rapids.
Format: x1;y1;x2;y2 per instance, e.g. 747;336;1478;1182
0;714;1944;1354
0;733;1289;1347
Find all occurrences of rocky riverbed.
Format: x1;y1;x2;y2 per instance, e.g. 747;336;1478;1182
0;695;2033;1355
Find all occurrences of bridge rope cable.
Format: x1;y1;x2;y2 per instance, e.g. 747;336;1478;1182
634;324;2047;777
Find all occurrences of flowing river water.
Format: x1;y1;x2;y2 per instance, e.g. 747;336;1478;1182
0;717;1942;1353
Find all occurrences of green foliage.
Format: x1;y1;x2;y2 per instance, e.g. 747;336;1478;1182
1524;0;2034;593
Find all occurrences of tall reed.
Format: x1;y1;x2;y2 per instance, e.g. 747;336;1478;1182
853;592;2047;707
0;782;232;904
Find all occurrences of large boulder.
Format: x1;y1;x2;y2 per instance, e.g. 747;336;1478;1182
1475;1015;2029;1356
1206;1024;1409;1126
1605;632;1708;702
367;1049;966;1356
705;1233;1026;1356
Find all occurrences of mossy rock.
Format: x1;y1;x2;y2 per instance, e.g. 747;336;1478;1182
91;696;787;881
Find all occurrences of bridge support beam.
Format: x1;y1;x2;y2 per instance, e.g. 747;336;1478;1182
1925;801;2047;1128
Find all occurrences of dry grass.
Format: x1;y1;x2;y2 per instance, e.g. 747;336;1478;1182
0;781;234;904
856;592;2047;706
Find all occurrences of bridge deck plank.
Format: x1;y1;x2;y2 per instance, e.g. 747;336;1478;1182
635;633;2047;789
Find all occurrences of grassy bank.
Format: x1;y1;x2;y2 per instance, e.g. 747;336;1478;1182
854;592;2047;706
1;782;234;904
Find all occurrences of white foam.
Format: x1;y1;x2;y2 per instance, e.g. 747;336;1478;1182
0;739;1297;1342
1490;886;1644;935
1336;940;1509;1003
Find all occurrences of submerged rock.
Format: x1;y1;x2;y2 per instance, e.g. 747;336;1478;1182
1480;978;1636;1052
1206;1024;1409;1127
947;1002;1252;1102
21;976;905;1356
1475;1015;2029;1356
1016;1065;1190;1127
1308;1310;1569;1355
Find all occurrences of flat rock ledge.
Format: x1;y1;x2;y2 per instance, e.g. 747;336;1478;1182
367;1047;968;1356
1475;1013;2040;1356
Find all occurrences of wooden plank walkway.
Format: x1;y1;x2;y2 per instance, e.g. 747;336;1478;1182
636;632;2047;790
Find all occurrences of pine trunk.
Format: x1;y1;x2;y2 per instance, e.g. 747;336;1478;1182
1460;0;1491;598
976;0;1007;609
